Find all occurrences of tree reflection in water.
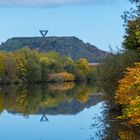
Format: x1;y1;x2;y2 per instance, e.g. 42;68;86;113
0;83;139;139
0;83;100;117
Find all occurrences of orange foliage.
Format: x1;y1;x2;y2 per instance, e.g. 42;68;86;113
115;63;140;125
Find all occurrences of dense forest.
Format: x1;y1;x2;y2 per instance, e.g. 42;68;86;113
0;36;107;62
0;47;96;84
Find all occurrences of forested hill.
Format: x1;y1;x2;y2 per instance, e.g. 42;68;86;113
0;36;107;62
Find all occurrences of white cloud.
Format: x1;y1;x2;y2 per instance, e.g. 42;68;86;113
0;0;119;7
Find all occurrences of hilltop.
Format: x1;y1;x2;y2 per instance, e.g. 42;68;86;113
0;36;107;62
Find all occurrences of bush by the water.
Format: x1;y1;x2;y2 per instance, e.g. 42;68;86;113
97;50;140;94
48;72;75;82
115;63;140;125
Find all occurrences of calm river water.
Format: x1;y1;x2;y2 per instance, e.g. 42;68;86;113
0;83;139;140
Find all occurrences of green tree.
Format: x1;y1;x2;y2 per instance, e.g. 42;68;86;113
123;0;140;52
40;57;49;82
123;18;140;51
47;59;63;73
98;50;139;94
14;53;27;80
3;54;18;83
26;57;41;82
0;52;5;78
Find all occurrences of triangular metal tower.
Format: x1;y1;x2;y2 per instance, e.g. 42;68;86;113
39;30;48;37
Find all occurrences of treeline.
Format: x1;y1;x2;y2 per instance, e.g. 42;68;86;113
0;47;95;84
0;36;107;62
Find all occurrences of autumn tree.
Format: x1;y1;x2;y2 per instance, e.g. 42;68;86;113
123;0;140;52
14;53;27;80
26;57;41;82
40;57;49;82
3;53;18;83
0;47;93;83
0;52;5;79
115;63;140;125
76;58;89;75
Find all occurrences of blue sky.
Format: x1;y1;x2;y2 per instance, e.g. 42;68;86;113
0;0;131;51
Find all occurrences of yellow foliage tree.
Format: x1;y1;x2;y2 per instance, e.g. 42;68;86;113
76;58;89;74
115;62;140;125
0;52;5;78
15;54;27;79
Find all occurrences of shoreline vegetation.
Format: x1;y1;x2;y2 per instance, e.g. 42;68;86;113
96;0;140;126
0;47;97;85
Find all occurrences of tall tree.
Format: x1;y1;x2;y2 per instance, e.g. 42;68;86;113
26;57;41;82
76;58;89;75
40;57;49;82
0;52;5;79
3;54;18;83
123;0;140;52
15;54;27;80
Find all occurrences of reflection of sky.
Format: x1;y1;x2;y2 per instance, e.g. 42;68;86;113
0;102;105;140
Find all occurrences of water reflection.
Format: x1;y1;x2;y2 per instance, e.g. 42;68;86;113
0;83;101;118
0;83;139;140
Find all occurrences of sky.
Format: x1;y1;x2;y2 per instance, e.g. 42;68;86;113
0;0;132;51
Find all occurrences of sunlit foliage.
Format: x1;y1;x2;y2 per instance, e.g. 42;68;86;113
118;128;139;140
76;58;89;75
115;63;140;125
48;72;75;82
0;47;94;83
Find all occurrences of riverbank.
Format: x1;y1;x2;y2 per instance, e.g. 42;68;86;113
0;47;97;84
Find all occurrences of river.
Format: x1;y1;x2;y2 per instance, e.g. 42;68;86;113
0;83;139;140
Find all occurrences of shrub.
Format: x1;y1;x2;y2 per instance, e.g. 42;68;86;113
48;72;75;82
97;50;140;94
115;63;140;125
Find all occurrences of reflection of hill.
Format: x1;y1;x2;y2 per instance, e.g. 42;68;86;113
0;83;103;116
37;95;102;115
8;95;102;116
